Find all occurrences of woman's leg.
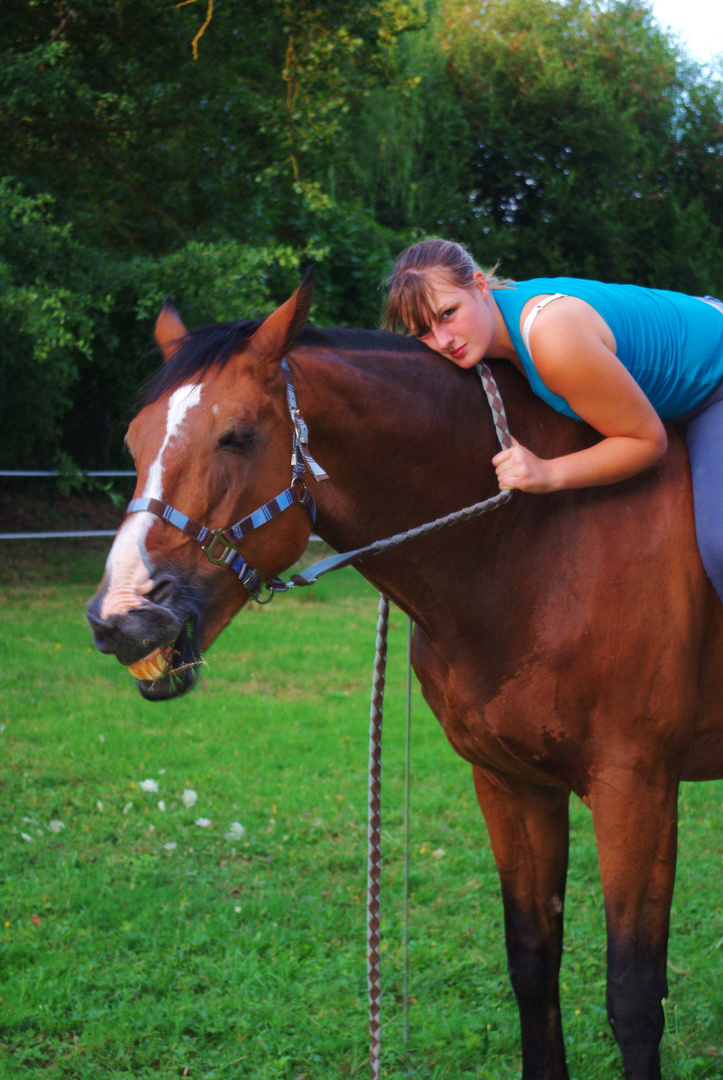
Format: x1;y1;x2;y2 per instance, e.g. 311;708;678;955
684;396;723;603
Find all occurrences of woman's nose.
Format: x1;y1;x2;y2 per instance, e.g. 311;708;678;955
431;325;453;351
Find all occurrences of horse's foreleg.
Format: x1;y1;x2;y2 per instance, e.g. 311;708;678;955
589;766;678;1080
472;766;571;1080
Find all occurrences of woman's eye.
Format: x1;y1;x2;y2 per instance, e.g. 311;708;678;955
442;307;456;320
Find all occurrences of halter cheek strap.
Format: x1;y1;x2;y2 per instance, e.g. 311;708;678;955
281;357;329;481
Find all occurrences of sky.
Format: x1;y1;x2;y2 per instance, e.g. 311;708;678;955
646;0;723;63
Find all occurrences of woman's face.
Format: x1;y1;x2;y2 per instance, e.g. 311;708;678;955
412;268;494;369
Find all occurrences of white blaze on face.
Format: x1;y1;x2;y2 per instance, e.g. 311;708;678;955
100;384;203;618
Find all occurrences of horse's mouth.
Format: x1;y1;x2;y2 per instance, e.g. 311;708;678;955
131;618;202;701
128;644;174;681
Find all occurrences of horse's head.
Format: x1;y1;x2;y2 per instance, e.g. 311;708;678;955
87;272;316;700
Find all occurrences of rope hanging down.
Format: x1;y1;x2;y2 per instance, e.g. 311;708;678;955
357;364;514;1078
367;594;389;1080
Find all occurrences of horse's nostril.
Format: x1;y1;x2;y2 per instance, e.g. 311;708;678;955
147;575;176;606
86;609;120;654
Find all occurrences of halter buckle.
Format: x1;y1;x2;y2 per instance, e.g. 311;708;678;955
291;408;309;445
201;528;235;566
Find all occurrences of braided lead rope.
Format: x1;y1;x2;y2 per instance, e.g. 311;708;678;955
360;369;512;1077
291;487;512;588
476;362;515;450
367;593;390;1080
403;617;413;1047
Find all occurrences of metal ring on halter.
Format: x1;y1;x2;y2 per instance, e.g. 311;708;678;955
253;581;278;605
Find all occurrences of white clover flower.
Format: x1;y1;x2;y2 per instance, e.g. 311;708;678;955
225;822;245;841
140;779;159;793
432;847;446;859
96;801;104;813
157;800;166;812
21;833;32;843
164;842;177;851
122;802;133;815
195;818;212;828
181;788;198;809
49;820;65;833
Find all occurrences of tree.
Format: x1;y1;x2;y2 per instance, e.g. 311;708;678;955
431;0;723;289
1;0;721;468
0;1;424;466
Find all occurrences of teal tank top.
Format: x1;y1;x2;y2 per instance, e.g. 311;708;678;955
493;278;723;421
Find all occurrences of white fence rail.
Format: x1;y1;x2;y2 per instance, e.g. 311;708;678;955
0;470;135;540
0;472;322;544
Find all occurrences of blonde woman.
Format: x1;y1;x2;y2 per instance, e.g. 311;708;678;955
383;238;723;600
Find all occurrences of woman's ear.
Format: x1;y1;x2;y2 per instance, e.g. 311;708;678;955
472;270;490;300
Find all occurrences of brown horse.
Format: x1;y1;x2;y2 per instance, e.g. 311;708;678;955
87;273;723;1080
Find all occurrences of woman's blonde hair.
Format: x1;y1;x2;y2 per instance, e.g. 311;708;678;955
381;238;514;335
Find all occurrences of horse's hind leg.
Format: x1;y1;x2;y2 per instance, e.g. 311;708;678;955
589;766;679;1080
472;766;571;1080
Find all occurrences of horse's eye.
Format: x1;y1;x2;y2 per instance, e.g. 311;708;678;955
218;428;255;453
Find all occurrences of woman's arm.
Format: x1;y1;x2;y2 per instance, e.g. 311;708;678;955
492;299;668;494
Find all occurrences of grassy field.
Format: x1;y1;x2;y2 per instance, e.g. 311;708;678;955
1;541;722;1079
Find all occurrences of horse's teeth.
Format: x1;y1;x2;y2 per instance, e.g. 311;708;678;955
128;647;171;681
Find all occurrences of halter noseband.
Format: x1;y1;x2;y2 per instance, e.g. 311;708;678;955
125;358;328;603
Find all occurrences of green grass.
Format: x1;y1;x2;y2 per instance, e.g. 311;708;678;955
0;542;722;1078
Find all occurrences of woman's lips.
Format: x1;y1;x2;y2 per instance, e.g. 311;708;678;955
449;344;467;360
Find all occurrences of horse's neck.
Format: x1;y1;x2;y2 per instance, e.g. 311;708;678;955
290;344;515;610
289;340;706;654
292;341;571;515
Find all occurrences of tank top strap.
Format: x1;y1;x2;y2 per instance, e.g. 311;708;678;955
521;293;566;353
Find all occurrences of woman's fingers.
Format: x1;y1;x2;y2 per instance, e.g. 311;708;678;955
492;441;554;493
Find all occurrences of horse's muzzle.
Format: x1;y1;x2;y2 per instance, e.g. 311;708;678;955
86;594;202;700
86;598;182;665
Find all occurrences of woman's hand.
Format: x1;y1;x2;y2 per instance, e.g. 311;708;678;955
492;438;559;493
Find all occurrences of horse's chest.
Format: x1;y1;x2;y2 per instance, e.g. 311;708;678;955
421;659;588;789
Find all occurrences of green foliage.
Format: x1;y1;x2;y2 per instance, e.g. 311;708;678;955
0;180;108;464
273;0;427;171
1;0;722;469
51;452;126;508
433;0;723;286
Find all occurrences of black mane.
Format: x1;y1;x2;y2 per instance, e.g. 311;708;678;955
138;319;261;409
137;320;424;409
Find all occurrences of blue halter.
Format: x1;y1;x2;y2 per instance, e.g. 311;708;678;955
125;358;328;603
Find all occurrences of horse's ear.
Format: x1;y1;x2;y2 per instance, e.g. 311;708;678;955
250;267;315;363
155;298;188;363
